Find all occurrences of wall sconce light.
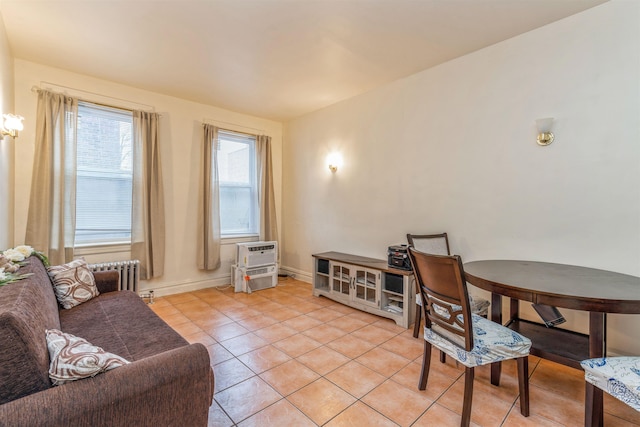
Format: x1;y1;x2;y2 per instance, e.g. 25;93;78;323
0;114;24;140
536;117;554;146
327;152;342;173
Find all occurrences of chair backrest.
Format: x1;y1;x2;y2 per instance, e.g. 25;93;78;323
408;247;473;351
406;233;450;256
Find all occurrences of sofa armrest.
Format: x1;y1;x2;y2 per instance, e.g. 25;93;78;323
0;343;214;427
93;271;120;294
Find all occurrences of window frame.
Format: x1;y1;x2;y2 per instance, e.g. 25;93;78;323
216;129;260;238
74;101;134;247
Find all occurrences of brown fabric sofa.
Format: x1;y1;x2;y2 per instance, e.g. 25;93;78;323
0;256;214;427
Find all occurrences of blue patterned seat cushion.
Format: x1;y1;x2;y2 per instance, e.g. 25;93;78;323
424;314;531;368
581;357;640;411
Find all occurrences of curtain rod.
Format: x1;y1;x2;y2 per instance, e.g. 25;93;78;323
203;118;265;135
33;82;156;112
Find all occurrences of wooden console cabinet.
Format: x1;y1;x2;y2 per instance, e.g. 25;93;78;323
312;252;415;328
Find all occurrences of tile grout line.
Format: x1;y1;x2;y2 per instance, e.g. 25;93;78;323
155;280;639;427
169;284;449;426
191;286;411;425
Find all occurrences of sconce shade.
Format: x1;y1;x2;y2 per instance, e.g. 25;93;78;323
4;114;24;132
1;114;25;140
535;118;553;132
535;117;554;146
327;152;342;173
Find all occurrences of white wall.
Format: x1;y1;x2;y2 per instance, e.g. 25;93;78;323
282;0;640;355
13;60;283;295
0;14;14;249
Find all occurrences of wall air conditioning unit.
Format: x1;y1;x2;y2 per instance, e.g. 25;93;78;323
232;264;278;294
236;241;277;268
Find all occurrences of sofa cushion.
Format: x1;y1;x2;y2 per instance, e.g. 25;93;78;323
48;259;100;309
0;256;60;404
46;329;129;385
59;291;188;361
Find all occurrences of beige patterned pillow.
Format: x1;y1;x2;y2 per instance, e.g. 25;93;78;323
46;329;129;385
47;259;99;309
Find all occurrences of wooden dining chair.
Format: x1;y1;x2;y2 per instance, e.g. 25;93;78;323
407;233;451;340
408;248;531;427
407;233;489;339
581;357;640;426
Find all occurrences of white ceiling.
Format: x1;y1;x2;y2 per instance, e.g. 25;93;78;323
0;0;607;121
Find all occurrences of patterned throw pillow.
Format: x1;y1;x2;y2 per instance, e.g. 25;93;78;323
47;259;100;309
46;329;129;386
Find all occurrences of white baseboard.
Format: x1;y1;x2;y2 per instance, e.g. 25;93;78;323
279;265;312;283
138;266;313;298
139;275;233;297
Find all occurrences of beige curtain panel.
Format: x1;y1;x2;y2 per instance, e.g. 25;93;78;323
256;135;278;252
197;124;221;270
25;90;78;265
131;111;165;280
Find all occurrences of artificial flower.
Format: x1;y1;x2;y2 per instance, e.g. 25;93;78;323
0;254;20;273
0;245;50;271
13;245;35;258
3;248;26;262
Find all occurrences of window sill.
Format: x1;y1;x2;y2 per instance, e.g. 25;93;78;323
221;235;260;245
74;243;131;256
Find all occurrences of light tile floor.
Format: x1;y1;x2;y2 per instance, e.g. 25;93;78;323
151;278;640;427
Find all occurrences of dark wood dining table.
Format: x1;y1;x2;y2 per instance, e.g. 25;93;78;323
463;260;640;427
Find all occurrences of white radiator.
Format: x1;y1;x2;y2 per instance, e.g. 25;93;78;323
88;260;140;292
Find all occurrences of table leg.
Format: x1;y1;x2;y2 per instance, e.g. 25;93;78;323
490;293;502;386
510;298;519;322
586;312;606;427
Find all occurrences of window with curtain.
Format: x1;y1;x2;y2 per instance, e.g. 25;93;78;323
75;101;133;245
217;130;259;236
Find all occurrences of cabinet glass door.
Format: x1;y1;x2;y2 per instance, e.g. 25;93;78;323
354;268;378;308
332;264;351;295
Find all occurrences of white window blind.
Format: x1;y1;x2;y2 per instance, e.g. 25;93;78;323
217;130;258;236
75;102;133;245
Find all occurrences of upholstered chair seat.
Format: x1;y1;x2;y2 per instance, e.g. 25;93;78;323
581;357;640;412
425;313;531;367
